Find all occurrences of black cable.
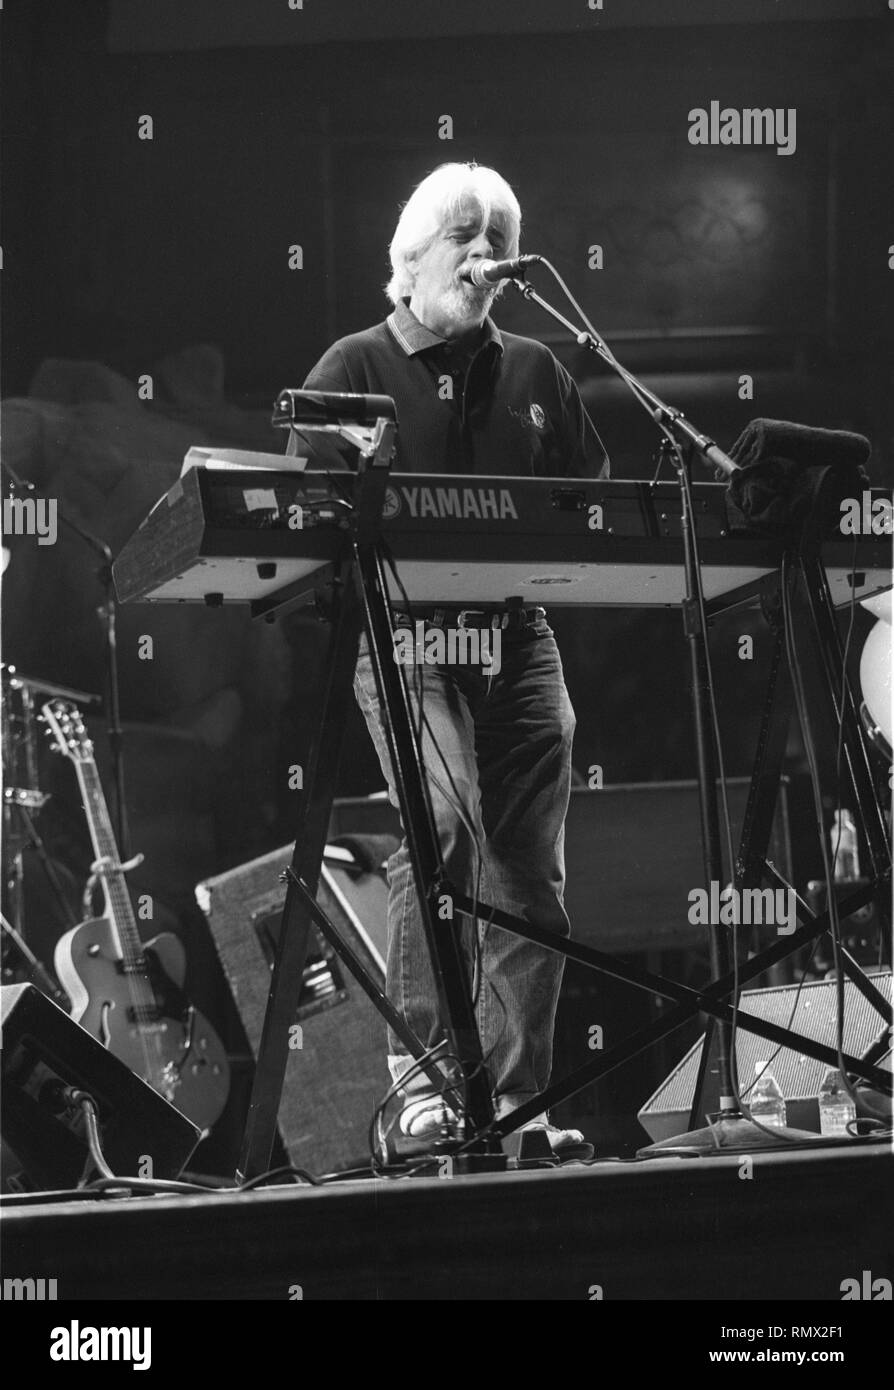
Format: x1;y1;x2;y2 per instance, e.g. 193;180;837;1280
237;1165;322;1190
369;1042;470;1174
84;1175;229;1196
380;510;513;1084
828;536;863;1097
782;553;861;1114
670;453;757;1125
70;1095;115;1184
380;552;494;1036
740;928;824;1102
67;1091;326;1193
86;1166;325;1195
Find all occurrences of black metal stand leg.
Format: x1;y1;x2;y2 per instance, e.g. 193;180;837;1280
488;983;890;1141
445;884;890;1136
688;1016;716;1132
16;804;80;931
761;860;892;1023
352;540;498;1148
675;448;740;1120
237;557;362;1181
689;589;790;1123
734;588;793;889
283;866;465;1106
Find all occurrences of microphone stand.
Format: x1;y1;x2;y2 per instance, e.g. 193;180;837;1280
2;461;130;858
510;266;818;1150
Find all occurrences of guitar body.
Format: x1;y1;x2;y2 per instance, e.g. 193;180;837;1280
42;698;231;1138
55;918;230;1133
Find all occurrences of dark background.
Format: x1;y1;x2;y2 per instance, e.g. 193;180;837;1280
5;0;894;421
2;0;891;1164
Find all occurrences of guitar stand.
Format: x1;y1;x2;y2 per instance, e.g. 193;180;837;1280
237;403;892;1183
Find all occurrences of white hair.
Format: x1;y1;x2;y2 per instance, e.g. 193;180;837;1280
386;162;522;305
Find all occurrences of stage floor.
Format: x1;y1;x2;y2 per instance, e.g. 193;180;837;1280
2;1140;891;1300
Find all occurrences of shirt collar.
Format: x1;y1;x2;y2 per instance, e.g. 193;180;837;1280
387;298;503;358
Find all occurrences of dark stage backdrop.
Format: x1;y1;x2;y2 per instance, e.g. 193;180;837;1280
5;2;894;473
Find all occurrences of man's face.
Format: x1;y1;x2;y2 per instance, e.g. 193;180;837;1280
407;213;510;337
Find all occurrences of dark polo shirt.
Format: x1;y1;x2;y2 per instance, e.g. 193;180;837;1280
296;298;609;479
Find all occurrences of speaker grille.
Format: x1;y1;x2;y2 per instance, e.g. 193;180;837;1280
198;844;392;1173
641;970;892;1119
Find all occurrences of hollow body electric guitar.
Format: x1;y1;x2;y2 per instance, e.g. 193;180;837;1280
42;699;230;1132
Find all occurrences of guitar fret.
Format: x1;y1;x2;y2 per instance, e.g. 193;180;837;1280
77;763;146;973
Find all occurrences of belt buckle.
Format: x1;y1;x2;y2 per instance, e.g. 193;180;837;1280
457;609;484;629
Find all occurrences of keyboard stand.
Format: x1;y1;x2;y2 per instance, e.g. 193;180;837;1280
237;411;504;1180
237;402;892;1180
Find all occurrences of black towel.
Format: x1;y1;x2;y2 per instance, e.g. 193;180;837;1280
725;417;871;543
728;418;871;474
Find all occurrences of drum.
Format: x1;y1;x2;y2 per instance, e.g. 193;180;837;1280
1;666;46;816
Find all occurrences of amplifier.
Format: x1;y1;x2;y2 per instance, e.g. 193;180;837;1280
1;984;201;1191
196;845;391;1175
637;970;893;1142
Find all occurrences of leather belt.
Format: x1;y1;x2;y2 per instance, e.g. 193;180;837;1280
392;607;545;632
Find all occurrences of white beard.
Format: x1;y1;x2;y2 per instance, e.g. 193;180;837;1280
436;280;495;327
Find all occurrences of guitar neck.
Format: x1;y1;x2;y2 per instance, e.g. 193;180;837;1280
75;760;145;970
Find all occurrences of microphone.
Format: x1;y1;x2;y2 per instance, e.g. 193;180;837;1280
462;255;540;288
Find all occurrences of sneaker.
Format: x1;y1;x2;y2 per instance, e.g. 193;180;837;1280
513;1116;594;1162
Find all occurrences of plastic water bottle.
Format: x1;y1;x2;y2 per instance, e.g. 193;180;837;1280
750;1061;787;1128
831;809;860;882
818;1069;856;1137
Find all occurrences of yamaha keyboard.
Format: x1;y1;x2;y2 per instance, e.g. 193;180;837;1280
113;464;892;613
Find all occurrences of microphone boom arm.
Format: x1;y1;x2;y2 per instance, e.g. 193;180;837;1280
510;262;739;478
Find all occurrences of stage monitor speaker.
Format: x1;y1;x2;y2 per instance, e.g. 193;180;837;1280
330;779;792;953
1;983;202;1192
637;969;892;1142
196;844;392;1175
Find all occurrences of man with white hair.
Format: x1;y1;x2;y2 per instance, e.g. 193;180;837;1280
300;163;608;1160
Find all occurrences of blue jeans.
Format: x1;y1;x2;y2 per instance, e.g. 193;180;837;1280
353;613;575;1120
